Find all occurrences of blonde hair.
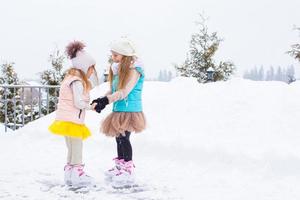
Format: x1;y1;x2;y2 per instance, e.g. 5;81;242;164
108;56;135;90
65;68;92;93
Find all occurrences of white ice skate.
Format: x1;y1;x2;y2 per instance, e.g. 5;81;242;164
70;164;94;187
64;164;73;186
111;160;135;188
104;158;124;180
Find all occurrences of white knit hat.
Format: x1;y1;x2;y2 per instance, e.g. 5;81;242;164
110;37;137;57
66;41;96;74
71;50;96;74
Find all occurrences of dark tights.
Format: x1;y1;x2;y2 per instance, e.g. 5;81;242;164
116;131;132;162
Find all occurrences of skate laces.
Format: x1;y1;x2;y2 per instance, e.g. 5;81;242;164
116;161;134;176
75;165;86;177
64;164;72;171
108;158;124;172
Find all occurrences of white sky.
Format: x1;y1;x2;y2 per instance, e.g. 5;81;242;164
0;0;299;80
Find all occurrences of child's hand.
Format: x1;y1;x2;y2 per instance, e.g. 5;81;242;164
90;97;109;113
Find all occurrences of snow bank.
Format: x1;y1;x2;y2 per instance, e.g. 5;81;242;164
0;123;12;133
1;78;300;200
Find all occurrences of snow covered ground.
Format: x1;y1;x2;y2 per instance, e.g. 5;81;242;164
1;77;300;200
0;124;11;133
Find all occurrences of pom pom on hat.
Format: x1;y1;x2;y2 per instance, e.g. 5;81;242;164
66;41;85;59
65;41;96;74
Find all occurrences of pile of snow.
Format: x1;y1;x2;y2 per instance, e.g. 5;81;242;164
0;123;12;133
0;78;300;200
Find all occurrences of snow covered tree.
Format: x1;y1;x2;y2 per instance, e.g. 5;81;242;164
244;66;260;81
265;66;275;81
175;14;235;83
0;62;22;125
39;49;66;114
251;67;259;81
286;65;296;84
246;65;294;83
40;49;66;87
258;66;265;81
275;67;283;81
108;55;113;65
157;70;173;81
158;70;164;81
168;71;173;81
287;27;300;63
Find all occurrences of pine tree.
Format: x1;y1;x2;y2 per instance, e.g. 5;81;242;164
275;67;283;81
287;27;300;62
258;66;264;81
175;14;235;83
167;71;173;81
249;67;259;81
282;68;287;83
39;49;66;114
40;49;66;86
265;66;275;81
286;65;296;84
163;70;168;81
0;62;22;127
158;70;163;81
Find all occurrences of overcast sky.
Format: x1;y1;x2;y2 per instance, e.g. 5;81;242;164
0;0;299;80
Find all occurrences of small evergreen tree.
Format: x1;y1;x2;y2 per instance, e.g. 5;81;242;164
286;65;296;84
175;14;235;83
287;27;300;62
250;67;259;81
258;66;265;81
39;49;66;114
40;49;66;87
167;71;173;81
275;67;283;81
265;66;275;81
0;62;22;126
158;70;164;81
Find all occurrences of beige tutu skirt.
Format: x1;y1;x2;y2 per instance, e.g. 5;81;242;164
101;112;146;137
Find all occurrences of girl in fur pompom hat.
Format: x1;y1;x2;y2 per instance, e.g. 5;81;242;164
49;41;99;187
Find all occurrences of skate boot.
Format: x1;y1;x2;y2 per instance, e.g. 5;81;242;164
112;160;135;188
70;164;94;187
104;158;124;179
64;164;73;186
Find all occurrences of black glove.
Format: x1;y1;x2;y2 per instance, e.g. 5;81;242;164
91;96;109;113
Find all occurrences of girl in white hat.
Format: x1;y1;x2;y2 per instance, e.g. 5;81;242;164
49;41;98;187
92;37;146;186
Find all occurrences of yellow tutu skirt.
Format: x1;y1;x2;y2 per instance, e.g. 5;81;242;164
49;120;91;140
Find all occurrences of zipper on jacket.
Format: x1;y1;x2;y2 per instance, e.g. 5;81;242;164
78;109;82;119
125;97;128;107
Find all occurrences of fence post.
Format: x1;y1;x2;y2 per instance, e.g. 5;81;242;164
13;87;16;131
4;87;8;133
22;87;25;127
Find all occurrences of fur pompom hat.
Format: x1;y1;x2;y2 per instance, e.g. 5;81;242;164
110;37;137;57
65;41;96;74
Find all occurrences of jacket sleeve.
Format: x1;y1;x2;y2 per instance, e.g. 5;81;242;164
71;80;92;110
107;69;140;104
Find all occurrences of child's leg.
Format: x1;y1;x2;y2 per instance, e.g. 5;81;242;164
116;131;132;162
69;137;83;165
116;137;123;159
65;137;72;164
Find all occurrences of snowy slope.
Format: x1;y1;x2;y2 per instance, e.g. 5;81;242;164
0;124;11;133
0;78;300;200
